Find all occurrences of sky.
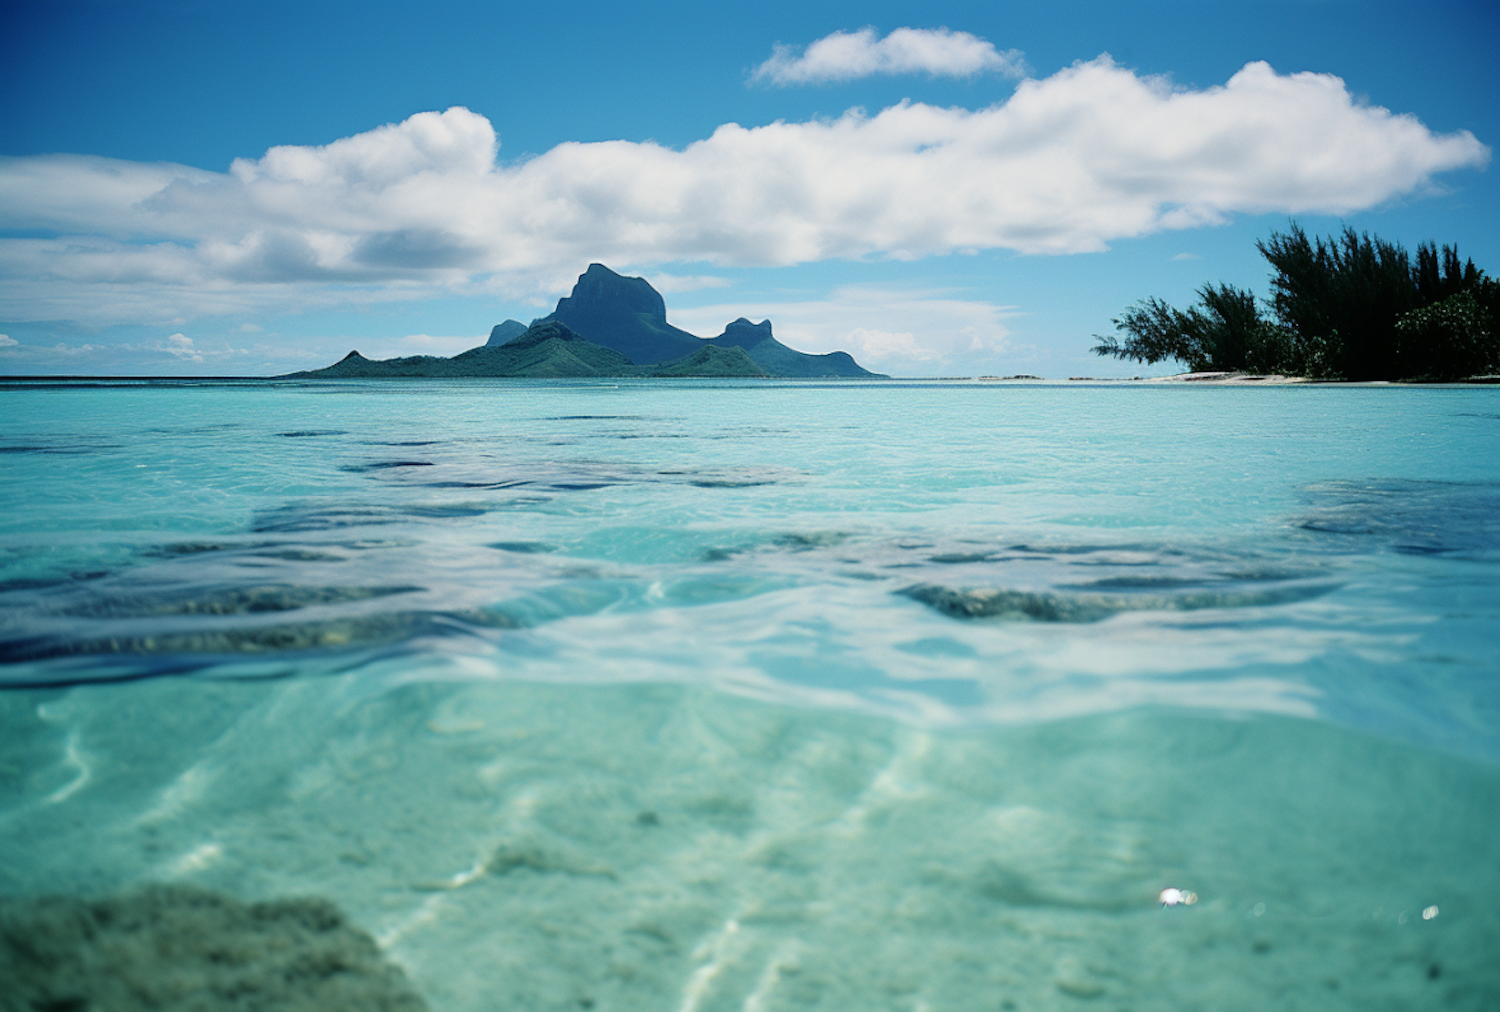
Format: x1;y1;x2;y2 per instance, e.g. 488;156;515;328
0;0;1495;378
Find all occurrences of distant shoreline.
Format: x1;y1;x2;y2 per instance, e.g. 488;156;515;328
3;373;1498;386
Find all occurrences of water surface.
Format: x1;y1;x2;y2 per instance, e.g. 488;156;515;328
2;379;1497;1009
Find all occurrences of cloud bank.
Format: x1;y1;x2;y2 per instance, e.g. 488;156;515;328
0;58;1488;324
751;27;1028;85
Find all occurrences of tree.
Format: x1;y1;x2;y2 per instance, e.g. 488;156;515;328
1257;223;1492;380
1395;281;1500;379
1096;222;1497;380
1092;283;1290;372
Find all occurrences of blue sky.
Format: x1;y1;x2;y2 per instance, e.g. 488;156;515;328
1;0;1495;377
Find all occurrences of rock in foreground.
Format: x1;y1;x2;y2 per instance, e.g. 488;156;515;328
0;884;429;1012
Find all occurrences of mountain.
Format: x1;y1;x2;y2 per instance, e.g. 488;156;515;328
280;321;636;378
281;350;450;378
546;264;701;364
278;265;885;379
543;264;881;377
706;317;871;378
486;320;528;346
451;321;637;376
651;344;767;377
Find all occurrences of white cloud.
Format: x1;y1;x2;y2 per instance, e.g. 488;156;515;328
50;342;104;356
0;335;262;374
0;60;1488;328
849;328;933;360
392;333;487;355
0;334;15;347
668;285;1017;374
160;333;203;361
648;273;732;294
751;27;1028;85
1170;252;1202;261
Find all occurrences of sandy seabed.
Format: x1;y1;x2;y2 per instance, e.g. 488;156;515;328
2;673;1496;1011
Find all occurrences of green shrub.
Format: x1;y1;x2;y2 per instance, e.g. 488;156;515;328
1395;284;1500;380
1094;222;1493;380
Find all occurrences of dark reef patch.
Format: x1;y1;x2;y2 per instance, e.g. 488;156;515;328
0;606;520;669
0;571;110;594
901;582;1334;623
338;460;435;472
250;502;491;533
61;584;422;619
1295;479;1500;557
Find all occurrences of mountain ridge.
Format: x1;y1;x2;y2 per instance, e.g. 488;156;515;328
278;264;884;379
542;264;879;377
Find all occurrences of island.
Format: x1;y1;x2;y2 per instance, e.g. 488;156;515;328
281;264;885;379
1092;223;1500;382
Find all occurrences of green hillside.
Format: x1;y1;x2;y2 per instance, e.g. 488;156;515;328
280;322;636;378
651;344;768;377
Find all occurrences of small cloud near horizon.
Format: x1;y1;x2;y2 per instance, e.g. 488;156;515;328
752;27;1028;86
0;334;16;347
162;333;203;362
1171;252;1202;260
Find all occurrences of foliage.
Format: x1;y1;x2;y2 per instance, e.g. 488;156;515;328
1095;222;1497;380
1394;283;1500;379
1257;225;1415;379
1092;283;1297;373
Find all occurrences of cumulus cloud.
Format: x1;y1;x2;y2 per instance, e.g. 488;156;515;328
751;27;1028;85
161;333;201;360
0;61;1488;325
0;334;258;373
0;334;16;347
648;273;733;294
49;342;104;356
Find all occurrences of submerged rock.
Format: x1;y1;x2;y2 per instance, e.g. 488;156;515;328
900;582;1332;622
0;884;429;1011
902;585;1120;622
0;607;521;668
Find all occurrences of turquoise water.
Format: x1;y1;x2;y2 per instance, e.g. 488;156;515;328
2;379;1497;1008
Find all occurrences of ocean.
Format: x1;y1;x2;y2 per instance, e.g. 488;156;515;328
1;378;1497;1010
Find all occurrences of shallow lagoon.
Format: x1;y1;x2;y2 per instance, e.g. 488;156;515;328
2;379;1497;1009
